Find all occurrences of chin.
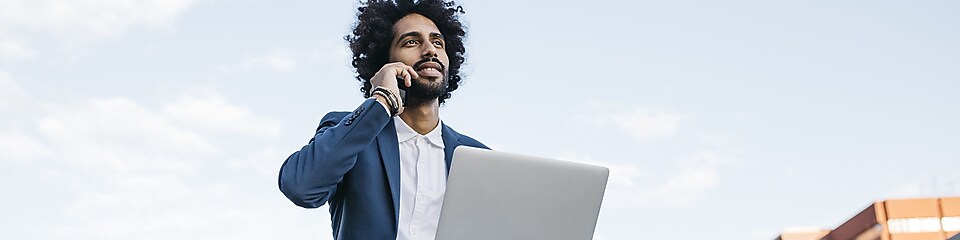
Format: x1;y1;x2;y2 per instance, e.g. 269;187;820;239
408;79;447;100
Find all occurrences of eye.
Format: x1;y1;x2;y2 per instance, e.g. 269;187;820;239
433;40;444;47
404;39;418;46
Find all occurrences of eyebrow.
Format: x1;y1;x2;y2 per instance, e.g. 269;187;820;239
395;31;445;45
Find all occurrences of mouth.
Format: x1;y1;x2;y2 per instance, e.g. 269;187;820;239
414;60;444;79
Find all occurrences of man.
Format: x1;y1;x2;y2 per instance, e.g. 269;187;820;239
277;1;486;239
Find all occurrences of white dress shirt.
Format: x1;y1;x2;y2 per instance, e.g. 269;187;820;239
394;116;446;240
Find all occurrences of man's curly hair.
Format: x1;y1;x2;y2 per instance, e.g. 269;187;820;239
345;0;467;104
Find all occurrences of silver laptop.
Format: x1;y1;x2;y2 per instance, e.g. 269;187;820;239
436;147;609;240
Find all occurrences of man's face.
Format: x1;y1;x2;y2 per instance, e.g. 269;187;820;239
389;13;450;100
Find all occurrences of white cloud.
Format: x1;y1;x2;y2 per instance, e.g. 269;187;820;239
218;51;300;73
245;52;299;72
557;152;652;188
0;132;50;162
0;74;314;238
0;70;32;109
312;41;353;73
557;138;740;208
700;134;734;146
580;103;684;141
643;158;721;205
25;90;282;172
0;0;196;44
313;40;351;62
217;41;354;75
163;91;281;137
569;103;744;208
0;37;36;60
29;95;283;237
36;97;217;170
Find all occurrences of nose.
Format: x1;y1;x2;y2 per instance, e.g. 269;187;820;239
421;43;438;58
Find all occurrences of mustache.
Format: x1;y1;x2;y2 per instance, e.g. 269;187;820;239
413;58;445;73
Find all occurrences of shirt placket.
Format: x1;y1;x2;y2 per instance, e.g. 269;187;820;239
410;136;428;238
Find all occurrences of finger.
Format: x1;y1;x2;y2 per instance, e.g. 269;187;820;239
405;65;419;80
395;67;411;86
390;65;403;78
404;65;418;87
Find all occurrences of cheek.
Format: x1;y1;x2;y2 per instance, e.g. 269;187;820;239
438;52;450;67
388;47;411;62
388;50;399;62
392;51;419;65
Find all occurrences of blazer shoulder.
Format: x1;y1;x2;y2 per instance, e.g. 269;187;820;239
444;124;489;150
458;134;489;149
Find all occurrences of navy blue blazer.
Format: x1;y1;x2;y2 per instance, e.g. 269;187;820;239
278;99;487;240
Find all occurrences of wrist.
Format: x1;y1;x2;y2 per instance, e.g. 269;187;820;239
372;94;389;108
371;87;400;117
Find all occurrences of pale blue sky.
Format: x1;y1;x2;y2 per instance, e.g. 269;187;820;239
1;0;959;239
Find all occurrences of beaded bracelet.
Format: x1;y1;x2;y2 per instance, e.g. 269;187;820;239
370;91;395;116
371;87;400;116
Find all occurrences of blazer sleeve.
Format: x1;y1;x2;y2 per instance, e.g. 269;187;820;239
278;99;392;208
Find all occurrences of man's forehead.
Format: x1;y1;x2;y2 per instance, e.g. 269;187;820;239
392;13;441;37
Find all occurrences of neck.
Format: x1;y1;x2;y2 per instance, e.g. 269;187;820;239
398;98;441;135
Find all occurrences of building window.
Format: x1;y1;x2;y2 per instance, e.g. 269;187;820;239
943;216;960;232
887;217;941;233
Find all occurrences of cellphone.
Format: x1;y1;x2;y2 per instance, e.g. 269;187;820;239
395;76;408;106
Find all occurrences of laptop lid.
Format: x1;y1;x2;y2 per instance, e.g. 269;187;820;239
436;147;609;240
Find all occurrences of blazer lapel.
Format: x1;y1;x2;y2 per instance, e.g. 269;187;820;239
441;123;463;176
377;119;401;222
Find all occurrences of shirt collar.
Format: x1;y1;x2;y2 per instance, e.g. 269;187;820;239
394;117;445;148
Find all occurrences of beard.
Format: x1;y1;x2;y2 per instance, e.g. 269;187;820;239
405;75;447;102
